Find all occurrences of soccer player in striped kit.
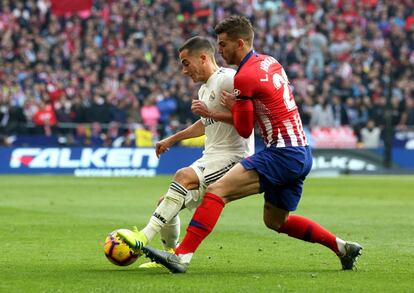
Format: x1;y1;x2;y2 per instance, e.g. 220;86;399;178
125;16;362;273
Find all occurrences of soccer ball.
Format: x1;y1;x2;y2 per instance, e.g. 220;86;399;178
104;229;140;266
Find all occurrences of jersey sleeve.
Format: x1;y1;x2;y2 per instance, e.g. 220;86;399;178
231;99;254;138
233;72;255;99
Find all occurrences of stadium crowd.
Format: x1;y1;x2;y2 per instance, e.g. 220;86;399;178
0;0;413;147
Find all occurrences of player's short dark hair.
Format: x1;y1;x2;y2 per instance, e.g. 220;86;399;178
214;16;254;45
179;36;215;56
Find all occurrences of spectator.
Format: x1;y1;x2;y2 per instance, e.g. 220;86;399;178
4;103;27;134
310;96;335;128
400;97;414;128
297;95;313;127
141;96;160;136
305;25;328;80
54;95;72;124
32;101;56;136
0;0;412;145
126;98;142;125
156;89;178;136
360;119;382;148
0;134;9;146
331;95;349;127
175;93;197;127
70;95;87;123
88;95;111;124
369;96;387;128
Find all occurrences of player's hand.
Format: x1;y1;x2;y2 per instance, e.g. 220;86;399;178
155;138;173;158
220;90;235;110
191;100;211;118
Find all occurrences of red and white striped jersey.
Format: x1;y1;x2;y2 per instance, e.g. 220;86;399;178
234;52;308;147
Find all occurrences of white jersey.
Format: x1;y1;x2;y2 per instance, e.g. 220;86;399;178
184;68;254;211
198;67;254;159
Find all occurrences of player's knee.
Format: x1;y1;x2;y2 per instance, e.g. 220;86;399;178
173;168;188;183
173;168;197;189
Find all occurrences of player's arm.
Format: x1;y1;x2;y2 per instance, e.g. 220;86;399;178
220;90;254;138
221;73;255;139
155;120;205;157
172;119;205;140
231;98;254;139
191;100;233;124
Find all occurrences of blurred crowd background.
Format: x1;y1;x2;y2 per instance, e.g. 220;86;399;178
0;0;413;148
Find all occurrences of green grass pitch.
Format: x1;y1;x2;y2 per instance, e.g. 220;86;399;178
1;175;413;292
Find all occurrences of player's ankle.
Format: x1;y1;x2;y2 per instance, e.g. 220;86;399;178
176;252;193;264
336;237;347;256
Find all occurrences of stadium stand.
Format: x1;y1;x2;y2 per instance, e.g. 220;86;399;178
0;0;413;148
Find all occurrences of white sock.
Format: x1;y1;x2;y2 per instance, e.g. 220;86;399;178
160;215;180;250
336;237;347;255
177;253;193;264
142;182;187;242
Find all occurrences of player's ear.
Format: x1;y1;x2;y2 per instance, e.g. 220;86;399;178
200;54;207;63
237;39;245;49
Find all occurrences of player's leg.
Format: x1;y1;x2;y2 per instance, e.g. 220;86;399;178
118;166;199;252
141;147;309;271
264;200;362;270
261;200;351;267
138;194;180;269
139;163;260;273
264;146;361;269
262;178;362;270
140;195;181;251
174;163;260;261
139;215;180;269
159;214;181;250
263;197;341;253
145;165;206;253
139;187;204;268
142;166;199;242
156;181;205;251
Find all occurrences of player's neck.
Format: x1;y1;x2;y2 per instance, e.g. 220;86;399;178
237;47;253;66
203;63;220;83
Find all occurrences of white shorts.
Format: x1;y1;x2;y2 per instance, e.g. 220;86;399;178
184;155;243;211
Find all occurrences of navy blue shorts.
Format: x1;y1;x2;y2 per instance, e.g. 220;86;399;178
240;146;313;211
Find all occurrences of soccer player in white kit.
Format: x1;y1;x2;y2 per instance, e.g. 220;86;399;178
118;36;254;268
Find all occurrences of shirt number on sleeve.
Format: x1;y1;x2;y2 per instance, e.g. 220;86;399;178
272;69;296;111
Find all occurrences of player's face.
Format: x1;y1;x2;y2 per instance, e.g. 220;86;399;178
217;33;239;65
179;49;204;83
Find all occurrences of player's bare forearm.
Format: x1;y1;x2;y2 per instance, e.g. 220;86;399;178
171;119;205;142
155;120;205;158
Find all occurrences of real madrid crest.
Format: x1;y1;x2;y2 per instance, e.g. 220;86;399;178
209;91;216;101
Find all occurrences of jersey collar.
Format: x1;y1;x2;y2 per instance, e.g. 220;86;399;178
237;49;256;73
